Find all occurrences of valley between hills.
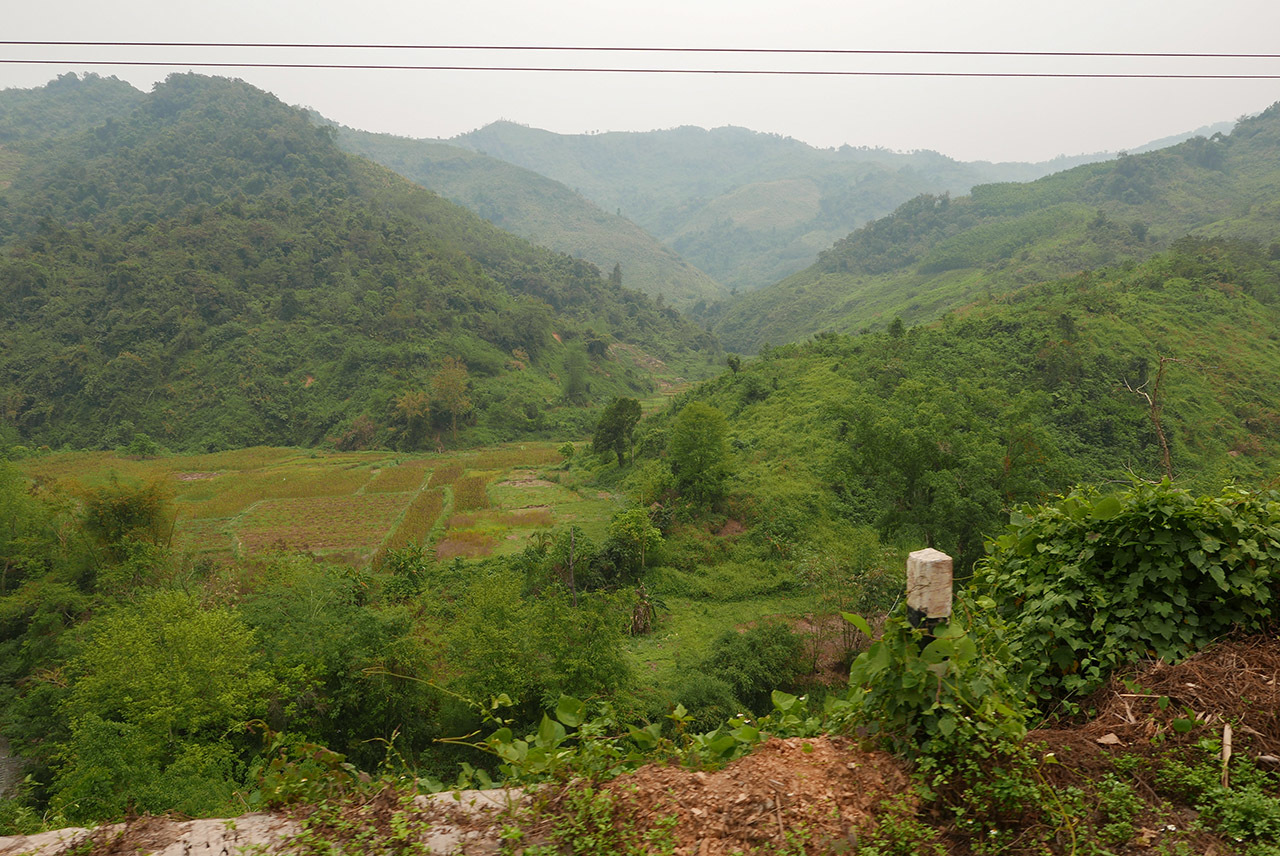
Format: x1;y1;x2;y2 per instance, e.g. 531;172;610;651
3;72;1280;854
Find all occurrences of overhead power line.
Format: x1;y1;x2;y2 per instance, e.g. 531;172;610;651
2;59;1279;79
2;41;1280;60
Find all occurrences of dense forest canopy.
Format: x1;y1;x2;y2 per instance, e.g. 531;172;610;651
0;74;718;452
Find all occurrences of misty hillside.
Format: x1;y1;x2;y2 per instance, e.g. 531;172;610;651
0;73;718;451
332;125;729;309
713;104;1280;353
449;122;1122;291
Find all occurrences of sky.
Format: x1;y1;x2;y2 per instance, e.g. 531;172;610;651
3;0;1279;163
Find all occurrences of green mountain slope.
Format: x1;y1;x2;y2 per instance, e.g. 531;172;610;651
450;122;1118;292
651;235;1280;567
333;127;728;309
714;104;1280;353
0;72;146;188
0;72;145;145
0;74;718;452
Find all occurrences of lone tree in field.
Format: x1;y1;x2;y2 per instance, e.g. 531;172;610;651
668;402;729;505
593;396;642;466
431;357;471;440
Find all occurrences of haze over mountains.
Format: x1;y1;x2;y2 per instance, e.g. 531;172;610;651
445;121;1192;293
335;115;1237;311
333;125;729;308
714;105;1280;352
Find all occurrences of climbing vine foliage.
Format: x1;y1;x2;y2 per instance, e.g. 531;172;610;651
977;480;1280;700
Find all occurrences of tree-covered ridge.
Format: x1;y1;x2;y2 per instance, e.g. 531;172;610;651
0;74;718;451
713;101;1280;352
332;126;729;309
653;235;1280;568
450;121;1125;292
0;72;145;146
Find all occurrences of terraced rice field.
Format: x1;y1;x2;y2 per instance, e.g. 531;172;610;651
19;442;608;567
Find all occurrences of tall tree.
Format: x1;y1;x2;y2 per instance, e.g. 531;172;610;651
593;397;642;466
431;357;471;440
393;388;431;448
668;402;730;505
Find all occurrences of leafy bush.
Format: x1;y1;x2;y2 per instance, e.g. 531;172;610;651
846;600;1029;759
699;620;805;714
50;591;273;821
668;670;741;731
977;481;1280;699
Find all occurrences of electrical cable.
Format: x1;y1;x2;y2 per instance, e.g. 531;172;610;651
1;41;1279;60
1;59;1278;79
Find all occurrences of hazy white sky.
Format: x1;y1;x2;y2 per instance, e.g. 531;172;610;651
3;0;1279;162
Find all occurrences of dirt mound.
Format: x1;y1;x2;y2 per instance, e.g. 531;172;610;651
1033;636;1280;759
1024;635;1280;820
590;736;909;855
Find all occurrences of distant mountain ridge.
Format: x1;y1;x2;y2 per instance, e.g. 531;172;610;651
447;122;1139;292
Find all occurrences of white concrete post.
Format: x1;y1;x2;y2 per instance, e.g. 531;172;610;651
906;547;953;628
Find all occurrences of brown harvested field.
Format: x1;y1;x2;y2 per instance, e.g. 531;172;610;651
498;507;554;528
435;529;497;560
237;493;409;557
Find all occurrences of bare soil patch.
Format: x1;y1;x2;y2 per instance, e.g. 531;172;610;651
585;736;909;855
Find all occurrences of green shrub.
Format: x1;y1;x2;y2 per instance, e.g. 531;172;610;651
668;670;741;731
699;620;805;714
846;598;1028;759
978;481;1280;699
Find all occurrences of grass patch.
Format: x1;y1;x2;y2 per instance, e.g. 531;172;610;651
467;444;564;469
170;517;236;557
628;592;819;686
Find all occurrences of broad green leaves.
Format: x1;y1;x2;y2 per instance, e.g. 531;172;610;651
978;481;1280;700
848;599;1029;758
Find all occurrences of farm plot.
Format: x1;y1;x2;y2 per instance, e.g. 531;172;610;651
365;461;431;494
170;516;237;557
236;493;410;560
19;442;589;567
434;465;614;561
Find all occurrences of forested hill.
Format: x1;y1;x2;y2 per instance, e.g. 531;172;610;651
656;235;1280;568
449;122;1121;292
713;102;1280;353
332;126;729;309
0;72;145;147
0;73;718;452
